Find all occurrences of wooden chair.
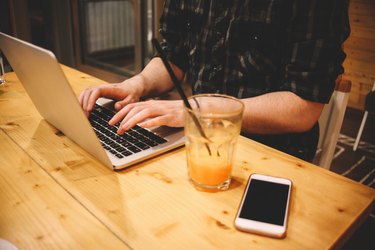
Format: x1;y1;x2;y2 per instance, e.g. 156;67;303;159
353;81;375;151
314;77;352;169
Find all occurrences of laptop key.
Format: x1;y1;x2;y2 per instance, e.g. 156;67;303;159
89;104;169;158
127;146;141;153
135;142;151;150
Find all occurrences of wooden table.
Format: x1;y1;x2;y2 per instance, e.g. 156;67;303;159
0;66;374;250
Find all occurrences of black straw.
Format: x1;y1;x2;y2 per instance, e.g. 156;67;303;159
151;39;192;109
152;38;212;155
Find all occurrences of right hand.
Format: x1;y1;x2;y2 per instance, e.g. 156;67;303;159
79;77;144;117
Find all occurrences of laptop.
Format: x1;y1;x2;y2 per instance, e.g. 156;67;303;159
0;32;185;170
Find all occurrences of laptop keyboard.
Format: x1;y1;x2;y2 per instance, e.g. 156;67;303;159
89;104;167;159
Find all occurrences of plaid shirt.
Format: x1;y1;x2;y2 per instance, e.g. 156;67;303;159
159;0;350;104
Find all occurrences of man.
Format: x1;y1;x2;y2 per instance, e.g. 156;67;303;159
80;0;350;162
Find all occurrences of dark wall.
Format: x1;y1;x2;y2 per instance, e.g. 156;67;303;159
0;0;13;35
0;0;75;67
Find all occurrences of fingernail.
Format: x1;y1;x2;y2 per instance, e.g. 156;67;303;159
117;127;124;135
117;125;127;134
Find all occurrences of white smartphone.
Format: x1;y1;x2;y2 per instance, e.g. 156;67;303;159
234;173;292;238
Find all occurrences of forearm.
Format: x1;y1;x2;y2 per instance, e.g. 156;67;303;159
129;57;185;99
241;92;324;135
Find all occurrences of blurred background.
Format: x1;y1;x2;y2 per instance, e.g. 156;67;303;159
0;0;164;82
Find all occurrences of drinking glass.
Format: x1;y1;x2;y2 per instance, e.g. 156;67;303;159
184;94;244;191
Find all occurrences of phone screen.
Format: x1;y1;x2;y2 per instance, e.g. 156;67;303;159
239;179;290;226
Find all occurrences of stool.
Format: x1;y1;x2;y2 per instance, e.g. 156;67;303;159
353;82;375;151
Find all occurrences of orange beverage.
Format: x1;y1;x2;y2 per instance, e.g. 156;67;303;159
184;94;244;191
188;158;231;187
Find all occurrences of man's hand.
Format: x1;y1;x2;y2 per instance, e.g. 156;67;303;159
110;99;184;134
79;77;144;117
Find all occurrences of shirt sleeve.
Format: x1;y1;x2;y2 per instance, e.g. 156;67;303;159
281;0;350;103
158;0;189;72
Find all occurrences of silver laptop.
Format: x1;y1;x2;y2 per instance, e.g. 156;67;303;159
0;32;185;170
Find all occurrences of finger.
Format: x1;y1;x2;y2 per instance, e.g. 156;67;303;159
138;116;169;128
108;103;134;126
83;84;118;109
140;112;184;128
80;90;93;116
78;91;85;105
86;88;102;113
114;95;136;111
117;107;155;134
110;100;152;126
78;91;87;115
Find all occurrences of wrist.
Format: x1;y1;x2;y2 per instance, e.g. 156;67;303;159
123;73;147;98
